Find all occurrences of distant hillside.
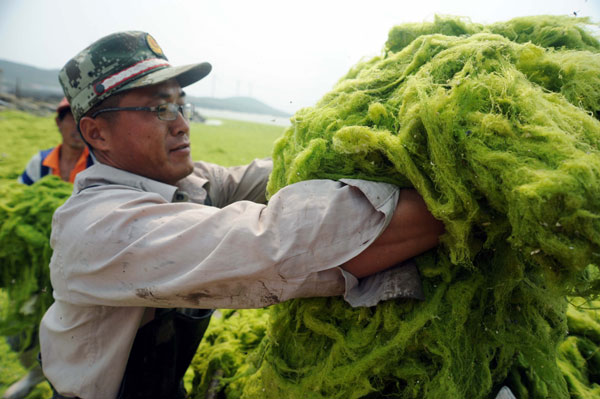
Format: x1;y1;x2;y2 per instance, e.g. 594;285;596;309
0;59;62;99
189;96;290;117
0;59;290;116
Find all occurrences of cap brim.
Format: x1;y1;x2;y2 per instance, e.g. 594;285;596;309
116;62;212;93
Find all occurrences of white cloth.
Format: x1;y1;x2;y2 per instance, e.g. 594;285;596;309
39;159;400;398
18;151;43;184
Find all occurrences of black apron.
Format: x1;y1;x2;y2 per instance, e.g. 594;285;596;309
116;307;213;399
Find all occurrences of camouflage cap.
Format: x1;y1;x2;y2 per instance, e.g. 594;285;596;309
59;31;211;122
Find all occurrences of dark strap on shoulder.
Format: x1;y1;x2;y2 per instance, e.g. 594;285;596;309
85;153;94;168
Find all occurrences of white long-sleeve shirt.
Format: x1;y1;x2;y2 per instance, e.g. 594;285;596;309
40;159;400;398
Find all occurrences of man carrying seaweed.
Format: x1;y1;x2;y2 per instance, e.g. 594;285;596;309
38;31;444;398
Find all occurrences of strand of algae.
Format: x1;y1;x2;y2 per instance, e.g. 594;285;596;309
191;15;600;399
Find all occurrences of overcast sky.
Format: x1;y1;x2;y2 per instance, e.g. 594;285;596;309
1;0;599;114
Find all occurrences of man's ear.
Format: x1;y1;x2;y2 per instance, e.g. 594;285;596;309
79;116;110;151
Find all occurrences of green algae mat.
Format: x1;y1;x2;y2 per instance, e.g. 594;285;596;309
190;16;600;399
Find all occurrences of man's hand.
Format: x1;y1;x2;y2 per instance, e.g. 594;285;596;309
342;189;444;278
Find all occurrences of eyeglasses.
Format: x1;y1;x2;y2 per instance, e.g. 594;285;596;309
90;103;194;121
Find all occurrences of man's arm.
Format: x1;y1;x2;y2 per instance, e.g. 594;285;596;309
190;161;444;280
52;178;401;309
342;189;444;278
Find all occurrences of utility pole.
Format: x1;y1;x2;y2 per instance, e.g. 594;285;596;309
0;68;3;94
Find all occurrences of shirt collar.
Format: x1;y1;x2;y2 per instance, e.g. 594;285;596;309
175;171;210;204
74;163;179;202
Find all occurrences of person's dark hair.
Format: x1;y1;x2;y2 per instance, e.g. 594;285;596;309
57;107;71;121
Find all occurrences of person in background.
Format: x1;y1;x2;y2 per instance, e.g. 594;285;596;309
18;97;93;185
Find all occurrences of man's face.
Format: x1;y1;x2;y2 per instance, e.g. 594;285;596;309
100;80;193;185
56;111;85;150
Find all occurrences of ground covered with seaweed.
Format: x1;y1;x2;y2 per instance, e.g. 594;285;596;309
0;178;72;345
190;15;600;399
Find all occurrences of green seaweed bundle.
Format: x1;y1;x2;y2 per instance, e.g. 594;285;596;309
191;15;600;399
509;298;600;398
386;15;600;54
0;177;72;348
191;309;270;399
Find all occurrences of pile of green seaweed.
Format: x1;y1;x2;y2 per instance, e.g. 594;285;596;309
0;178;72;348
191;15;600;398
